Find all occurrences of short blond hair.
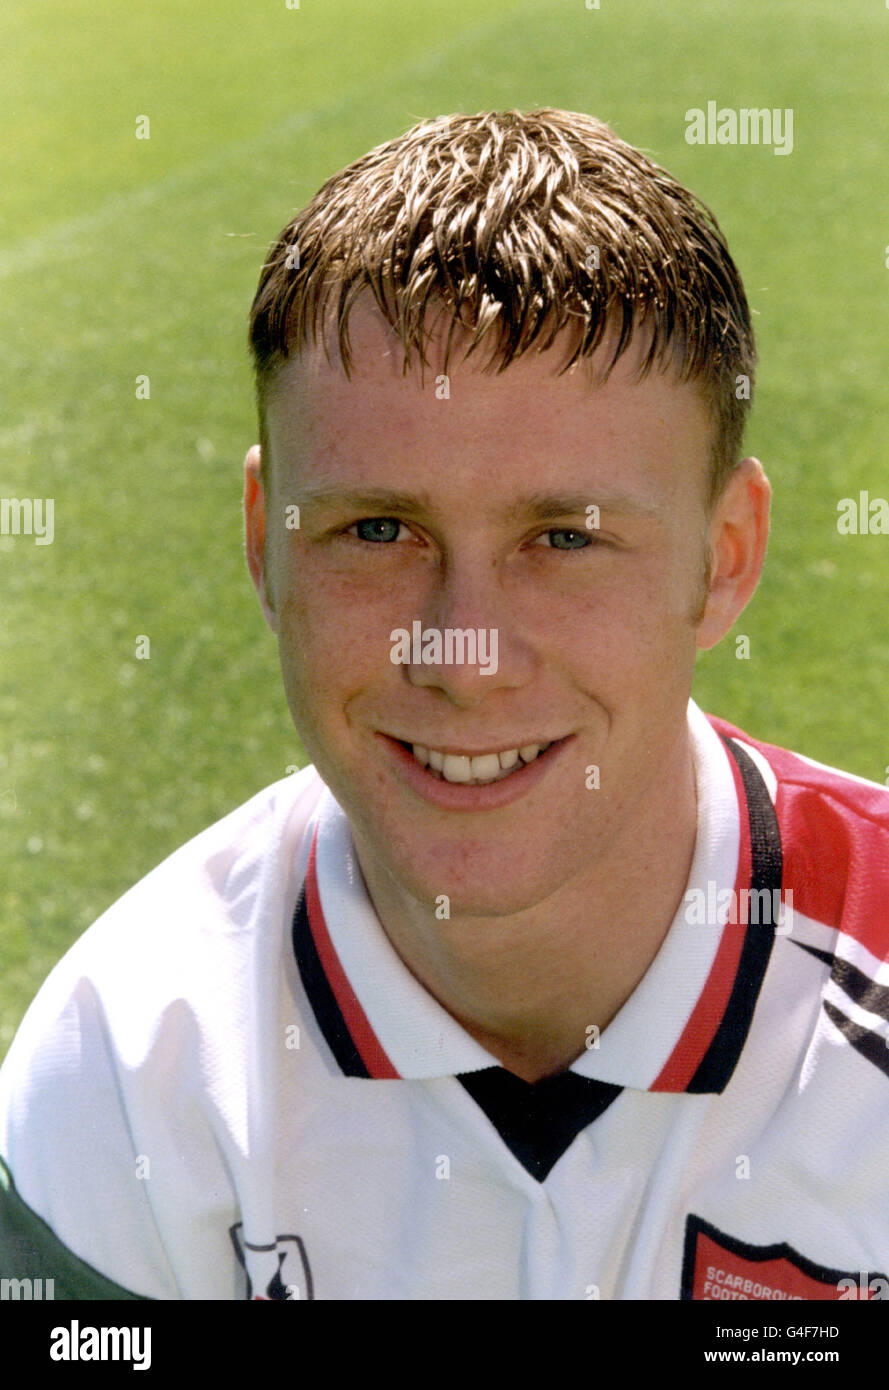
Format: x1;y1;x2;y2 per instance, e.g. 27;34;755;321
248;108;756;502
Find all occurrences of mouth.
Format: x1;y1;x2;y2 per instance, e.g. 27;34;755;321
399;739;557;786
376;732;574;810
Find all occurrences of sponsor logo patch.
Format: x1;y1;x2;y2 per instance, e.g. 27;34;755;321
681;1215;886;1301
230;1223;314;1300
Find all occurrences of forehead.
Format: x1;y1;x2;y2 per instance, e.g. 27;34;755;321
265;302;713;504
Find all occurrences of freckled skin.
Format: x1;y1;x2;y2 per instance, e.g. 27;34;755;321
244;304;770;1079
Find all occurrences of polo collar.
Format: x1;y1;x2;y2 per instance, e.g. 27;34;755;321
291;700;782;1095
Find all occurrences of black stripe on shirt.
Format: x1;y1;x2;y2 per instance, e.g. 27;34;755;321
686;737;783;1093
823;998;889;1081
794;942;889;1022
291;886;371;1078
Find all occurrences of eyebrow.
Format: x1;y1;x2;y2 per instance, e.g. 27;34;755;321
289;485;660;520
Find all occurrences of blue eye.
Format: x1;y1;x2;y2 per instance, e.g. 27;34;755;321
539;528;591;550
351;517;405;542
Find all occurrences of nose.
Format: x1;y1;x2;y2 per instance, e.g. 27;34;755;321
400;556;535;706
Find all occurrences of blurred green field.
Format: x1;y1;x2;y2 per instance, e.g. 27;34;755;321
2;0;888;1059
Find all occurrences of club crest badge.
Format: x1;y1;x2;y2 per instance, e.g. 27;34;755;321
682;1214;887;1301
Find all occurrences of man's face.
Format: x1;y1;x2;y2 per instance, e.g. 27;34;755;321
251;307;724;916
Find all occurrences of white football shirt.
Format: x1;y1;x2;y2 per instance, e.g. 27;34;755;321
1;699;888;1301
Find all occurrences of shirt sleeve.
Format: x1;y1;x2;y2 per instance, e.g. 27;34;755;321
0;1154;151;1300
0;967;182;1300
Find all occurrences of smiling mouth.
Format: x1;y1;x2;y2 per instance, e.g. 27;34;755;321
396;739;561;785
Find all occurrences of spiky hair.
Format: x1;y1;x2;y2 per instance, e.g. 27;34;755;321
249;107;756;501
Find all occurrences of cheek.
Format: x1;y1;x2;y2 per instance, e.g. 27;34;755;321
626;537;709;650
274;554;406;699
538;550;698;670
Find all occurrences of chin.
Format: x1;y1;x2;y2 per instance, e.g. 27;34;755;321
369;830;573;917
319;751;584;913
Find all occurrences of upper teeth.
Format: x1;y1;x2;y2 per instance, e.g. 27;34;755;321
412;742;552;784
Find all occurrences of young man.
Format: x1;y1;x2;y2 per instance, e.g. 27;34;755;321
2;109;888;1302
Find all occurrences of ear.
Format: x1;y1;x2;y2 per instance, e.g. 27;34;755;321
244;444;278;633
696;457;770;651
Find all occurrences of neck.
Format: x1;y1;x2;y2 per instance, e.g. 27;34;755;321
352;734;698;1085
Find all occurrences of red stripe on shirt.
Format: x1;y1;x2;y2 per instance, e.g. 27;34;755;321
305;832;400;1079
651;743;752;1092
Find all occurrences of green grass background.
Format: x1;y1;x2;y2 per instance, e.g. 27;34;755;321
1;0;888;1059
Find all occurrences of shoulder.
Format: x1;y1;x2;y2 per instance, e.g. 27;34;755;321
0;765;329;1296
22;763;326;1007
708;712;889;824
705;712;889;955
2;763;328;1074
